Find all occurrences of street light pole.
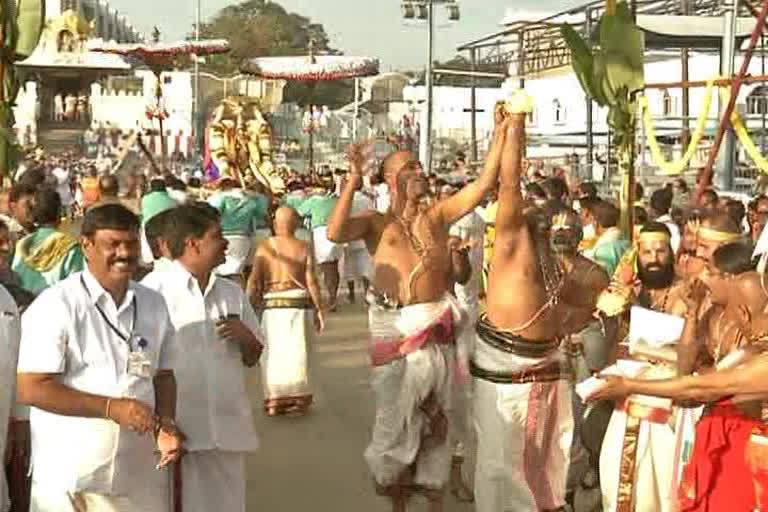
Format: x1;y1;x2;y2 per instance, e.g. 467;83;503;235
425;0;434;174
194;0;201;153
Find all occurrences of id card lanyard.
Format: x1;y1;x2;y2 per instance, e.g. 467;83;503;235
80;275;145;352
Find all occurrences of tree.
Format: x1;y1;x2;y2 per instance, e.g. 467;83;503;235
192;0;353;109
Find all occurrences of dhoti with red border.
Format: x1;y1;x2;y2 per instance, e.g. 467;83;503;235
364;294;463;495
471;316;573;512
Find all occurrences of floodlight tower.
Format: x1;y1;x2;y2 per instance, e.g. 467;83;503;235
400;0;460;174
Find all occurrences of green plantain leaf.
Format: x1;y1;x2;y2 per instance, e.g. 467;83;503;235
561;24;607;106
599;1;645;93
14;0;45;60
0;0;17;60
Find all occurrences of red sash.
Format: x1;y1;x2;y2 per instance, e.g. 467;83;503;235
679;401;759;511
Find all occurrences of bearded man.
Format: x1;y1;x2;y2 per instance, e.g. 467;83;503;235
327;115;509;512
472;110;597;512
589;242;768;512
597;222;688;512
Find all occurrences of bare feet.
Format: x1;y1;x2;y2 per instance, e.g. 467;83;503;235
449;457;474;503
424;489;444;512
391;492;407;512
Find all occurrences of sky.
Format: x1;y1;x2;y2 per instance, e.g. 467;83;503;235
112;0;581;71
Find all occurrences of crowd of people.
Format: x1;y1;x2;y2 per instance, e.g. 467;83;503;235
0;103;766;512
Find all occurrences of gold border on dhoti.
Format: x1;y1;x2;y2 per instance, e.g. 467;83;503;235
615;399;672;511
262;297;314;310
617;414;641;512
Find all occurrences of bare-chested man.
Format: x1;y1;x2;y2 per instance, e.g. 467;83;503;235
327;116;509;511
473;111;591;511
590;242;768;511
548;207;610;503
247;207;324;416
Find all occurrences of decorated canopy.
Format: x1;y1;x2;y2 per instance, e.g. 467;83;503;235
241;55;379;81
87;39;230;70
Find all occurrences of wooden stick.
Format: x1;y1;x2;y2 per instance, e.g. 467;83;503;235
696;0;768;199
173;459;183;512
137;132;162;176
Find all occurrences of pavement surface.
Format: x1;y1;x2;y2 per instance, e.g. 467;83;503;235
244;302;476;512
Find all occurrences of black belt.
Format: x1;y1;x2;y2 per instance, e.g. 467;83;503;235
475;315;560;359
470;360;569;384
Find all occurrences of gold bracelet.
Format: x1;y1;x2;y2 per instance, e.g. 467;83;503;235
105;398;112;420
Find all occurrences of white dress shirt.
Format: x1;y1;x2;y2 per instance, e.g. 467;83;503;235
142;261;260;453
17;269;175;496
0;286;19;512
450;211;485;311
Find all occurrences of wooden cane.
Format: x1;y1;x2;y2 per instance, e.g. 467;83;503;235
173;458;183;512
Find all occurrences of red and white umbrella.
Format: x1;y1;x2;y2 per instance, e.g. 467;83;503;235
87;39;230;70
241;55;379;81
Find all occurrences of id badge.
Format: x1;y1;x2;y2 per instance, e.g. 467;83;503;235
127;350;153;378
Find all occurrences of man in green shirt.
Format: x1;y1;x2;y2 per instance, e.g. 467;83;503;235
297;187;340;310
579;198;630;276
12;187;84;295
208;178;271;279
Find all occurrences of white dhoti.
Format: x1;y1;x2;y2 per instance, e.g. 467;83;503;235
365;295;463;492
216;234;252;276
181;450;246;512
30;479;168;512
472;323;573;512
599;404;677;512
312;226;341;264
260;289;314;413
342;244;371;282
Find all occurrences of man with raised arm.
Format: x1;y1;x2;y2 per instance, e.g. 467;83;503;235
326;114;509;512
472;108;580;512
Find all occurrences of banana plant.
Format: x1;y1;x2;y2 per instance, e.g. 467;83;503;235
0;0;45;179
561;1;644;237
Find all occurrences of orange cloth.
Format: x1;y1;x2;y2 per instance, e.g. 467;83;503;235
679;401;759;512
747;424;768;511
80;177;100;208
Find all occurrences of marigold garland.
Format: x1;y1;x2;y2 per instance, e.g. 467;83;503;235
640;78;717;176
720;87;768;174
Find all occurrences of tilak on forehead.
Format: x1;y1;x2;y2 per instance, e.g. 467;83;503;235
551;212;579;231
687;220;742;243
637;231;671;244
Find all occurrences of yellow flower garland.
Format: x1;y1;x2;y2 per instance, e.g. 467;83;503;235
640;78;717;176
720;87;768;173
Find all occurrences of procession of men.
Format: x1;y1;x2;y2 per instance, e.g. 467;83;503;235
1;93;768;512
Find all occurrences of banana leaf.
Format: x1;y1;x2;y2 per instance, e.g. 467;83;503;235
561;24;607;106
14;0;44;60
599;2;645;93
2;0;17;60
593;51;617;106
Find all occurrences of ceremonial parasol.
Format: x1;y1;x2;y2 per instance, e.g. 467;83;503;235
241;43;379;174
87;36;230;172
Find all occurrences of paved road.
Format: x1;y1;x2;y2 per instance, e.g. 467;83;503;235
244;303;475;512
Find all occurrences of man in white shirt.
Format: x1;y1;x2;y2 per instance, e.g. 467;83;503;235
142;202;263;512
51;163;74;219
649;188;681;253
16;204;183;512
343;188;374;303
0;284;20;512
